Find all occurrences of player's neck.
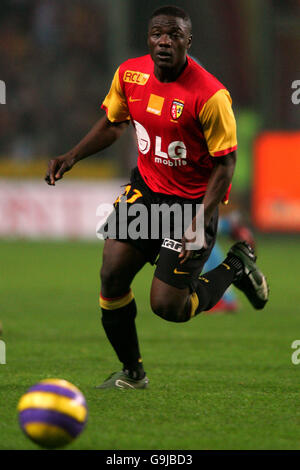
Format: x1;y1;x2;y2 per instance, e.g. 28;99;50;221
154;58;188;83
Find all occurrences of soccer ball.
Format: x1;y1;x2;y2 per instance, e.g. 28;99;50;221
17;378;88;448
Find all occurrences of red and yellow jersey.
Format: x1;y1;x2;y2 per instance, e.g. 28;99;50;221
102;54;237;199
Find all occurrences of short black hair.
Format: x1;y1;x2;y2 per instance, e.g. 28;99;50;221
149;5;192;33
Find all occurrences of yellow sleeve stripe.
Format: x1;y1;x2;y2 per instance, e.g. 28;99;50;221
99;289;134;310
102;67;130;123
18;392;87;422
199;89;237;157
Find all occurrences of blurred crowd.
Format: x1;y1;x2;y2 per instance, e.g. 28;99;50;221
0;0;299;163
0;0;109;160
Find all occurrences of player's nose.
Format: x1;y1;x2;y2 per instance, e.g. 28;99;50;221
158;34;172;47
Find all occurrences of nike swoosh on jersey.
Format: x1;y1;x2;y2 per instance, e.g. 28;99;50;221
174;268;190;275
129;97;142;102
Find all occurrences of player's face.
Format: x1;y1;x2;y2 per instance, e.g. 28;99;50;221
148;15;192;71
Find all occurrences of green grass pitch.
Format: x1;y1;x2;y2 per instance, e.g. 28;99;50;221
0;237;300;450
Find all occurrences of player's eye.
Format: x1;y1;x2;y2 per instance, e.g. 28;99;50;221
171;31;182;39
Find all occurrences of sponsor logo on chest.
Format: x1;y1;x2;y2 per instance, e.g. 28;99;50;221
146;94;165;116
133;120;187;168
123;70;150;85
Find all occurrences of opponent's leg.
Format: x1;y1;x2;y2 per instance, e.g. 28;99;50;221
98;239;148;388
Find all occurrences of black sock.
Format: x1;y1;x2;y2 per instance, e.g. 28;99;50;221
101;296;145;379
191;259;241;316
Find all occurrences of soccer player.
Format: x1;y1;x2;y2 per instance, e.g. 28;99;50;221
45;6;269;389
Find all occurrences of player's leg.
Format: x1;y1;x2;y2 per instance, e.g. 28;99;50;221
151;208;268;322
204;212;256;313
151;257;238;322
150;277;190;322
98;238;149;389
203;243;238;313
151;242;269;322
151;207;223;322
98;168;161;389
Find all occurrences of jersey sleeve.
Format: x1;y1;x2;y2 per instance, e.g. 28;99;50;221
199;89;237;157
101;67;130;123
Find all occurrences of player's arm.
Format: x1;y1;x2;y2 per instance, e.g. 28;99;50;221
202;151;236;226
180;89;237;264
179;152;236;264
45;66;130;186
45;116;129;185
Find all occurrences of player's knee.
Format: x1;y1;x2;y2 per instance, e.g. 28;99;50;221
151;298;189;323
100;265;123;297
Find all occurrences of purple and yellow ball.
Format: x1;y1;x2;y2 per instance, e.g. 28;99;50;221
17;379;88;448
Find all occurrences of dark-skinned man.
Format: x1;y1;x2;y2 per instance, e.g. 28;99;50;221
45;6;269;389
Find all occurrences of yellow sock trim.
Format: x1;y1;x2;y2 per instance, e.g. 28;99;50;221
99;289;134;310
189;292;199;318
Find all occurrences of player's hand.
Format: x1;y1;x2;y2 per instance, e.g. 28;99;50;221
179;234;208;265
45;155;75;186
179;234;192;264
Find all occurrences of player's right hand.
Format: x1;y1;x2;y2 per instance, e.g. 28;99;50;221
45;155;75;185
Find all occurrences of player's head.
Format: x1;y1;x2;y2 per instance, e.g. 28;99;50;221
149;6;192;35
148;6;192;70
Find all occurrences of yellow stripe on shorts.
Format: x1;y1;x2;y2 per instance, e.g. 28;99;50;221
189;292;199;318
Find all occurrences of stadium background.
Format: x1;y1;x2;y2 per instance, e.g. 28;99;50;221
1;0;300;451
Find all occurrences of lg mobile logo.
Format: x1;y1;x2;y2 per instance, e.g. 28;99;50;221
134;120;187;167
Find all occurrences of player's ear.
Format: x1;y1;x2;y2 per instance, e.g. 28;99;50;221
187;35;192;49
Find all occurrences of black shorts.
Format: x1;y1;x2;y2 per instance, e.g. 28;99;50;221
100;167;218;291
